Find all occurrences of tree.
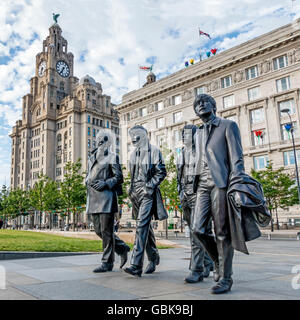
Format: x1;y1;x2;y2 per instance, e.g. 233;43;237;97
29;174;49;229
159;146;181;231
118;166;131;219
60;159;86;231
6;188;30;229
0;185;9;224
251;162;298;231
44;179;61;229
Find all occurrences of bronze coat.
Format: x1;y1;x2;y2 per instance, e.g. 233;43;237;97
129;144;168;221
85;150;123;214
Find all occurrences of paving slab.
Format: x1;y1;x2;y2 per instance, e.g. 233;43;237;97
15;280;140;300
0;238;299;300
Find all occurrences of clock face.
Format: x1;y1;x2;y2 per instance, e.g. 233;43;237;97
38;61;46;77
56;60;70;78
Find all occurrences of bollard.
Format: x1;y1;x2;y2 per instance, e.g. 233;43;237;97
297;233;300;241
268;234;271;240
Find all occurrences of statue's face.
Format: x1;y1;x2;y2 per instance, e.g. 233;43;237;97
183;129;193;147
194;99;214;117
129;129;148;149
97;134;110;152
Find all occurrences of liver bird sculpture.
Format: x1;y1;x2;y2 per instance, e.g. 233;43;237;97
53;13;60;24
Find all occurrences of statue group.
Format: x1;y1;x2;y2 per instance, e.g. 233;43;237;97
86;94;270;295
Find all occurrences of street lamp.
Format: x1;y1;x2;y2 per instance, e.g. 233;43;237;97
281;108;300;204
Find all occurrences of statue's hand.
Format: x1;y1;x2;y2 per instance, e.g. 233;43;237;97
92;180;107;191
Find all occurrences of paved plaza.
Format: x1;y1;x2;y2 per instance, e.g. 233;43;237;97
0;238;300;300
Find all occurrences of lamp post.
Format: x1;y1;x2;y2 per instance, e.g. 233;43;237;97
281;108;300;204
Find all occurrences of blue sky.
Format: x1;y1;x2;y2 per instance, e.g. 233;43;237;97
0;0;300;187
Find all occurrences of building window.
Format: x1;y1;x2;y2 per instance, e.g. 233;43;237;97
156;134;165;147
221;75;232;88
174;130;182;145
69;116;72;123
248;86;260;101
284;150;300;166
93;128;96;137
69;151;72;161
69;127;72;136
173;111;182;123
279;99;296;116
69;139;72;148
125;113;130;121
139;107;147;117
253;155;269;170
195;86;207;95
88;139;91;148
281;122;299;140
250;108;264;124
225;115;238;123
56;156;62;165
172;95;182;106
252;130;268;146
155;101;164;111
57;134;62;142
273;55;288;70
87;115;91;123
276;76;290;92
106;121;110;128
156;117;165;129
88;127;91;136
245;66;258;80
223;95;235;108
56;168;62;176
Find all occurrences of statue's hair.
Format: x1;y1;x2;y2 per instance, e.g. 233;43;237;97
193;94;217;113
129;125;148;135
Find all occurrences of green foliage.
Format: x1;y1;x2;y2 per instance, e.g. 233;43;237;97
160;146;181;213
251;161;298;230
118;166;131;206
60;159;86;229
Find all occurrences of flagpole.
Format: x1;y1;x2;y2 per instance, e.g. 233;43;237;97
138;64;140;88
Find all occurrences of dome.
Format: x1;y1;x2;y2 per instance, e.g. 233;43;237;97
79;74;97;86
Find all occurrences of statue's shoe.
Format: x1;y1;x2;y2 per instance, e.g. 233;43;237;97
120;246;130;269
144;255;160;274
211;278;233;294
184;271;204;283
93;263;113;273
124;265;142;277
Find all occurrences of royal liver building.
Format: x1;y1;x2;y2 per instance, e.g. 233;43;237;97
10;22;119;189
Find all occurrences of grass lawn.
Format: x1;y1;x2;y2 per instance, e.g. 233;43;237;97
0;229;103;252
0;230;170;252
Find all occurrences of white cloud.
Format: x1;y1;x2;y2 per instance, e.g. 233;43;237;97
0;0;300;186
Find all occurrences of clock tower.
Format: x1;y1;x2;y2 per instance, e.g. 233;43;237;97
10;21;120;192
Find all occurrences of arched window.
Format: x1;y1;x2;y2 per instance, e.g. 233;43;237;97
64;131;68;140
36;108;41;117
57;134;62;142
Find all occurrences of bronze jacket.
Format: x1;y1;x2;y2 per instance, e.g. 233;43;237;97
129;144;168;221
85;149;123;214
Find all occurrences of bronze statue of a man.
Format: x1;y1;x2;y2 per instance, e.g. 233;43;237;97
124;125;168;277
192;94;245;294
177;124;214;283
86;129;130;273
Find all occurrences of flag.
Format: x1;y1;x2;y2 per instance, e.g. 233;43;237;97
185;61;189;67
190;58;194;65
211;48;218;55
206;51;211;57
139;65;152;71
199;29;211;39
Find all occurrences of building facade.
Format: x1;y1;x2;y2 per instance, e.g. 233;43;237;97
116;19;300;225
10;23;119;189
